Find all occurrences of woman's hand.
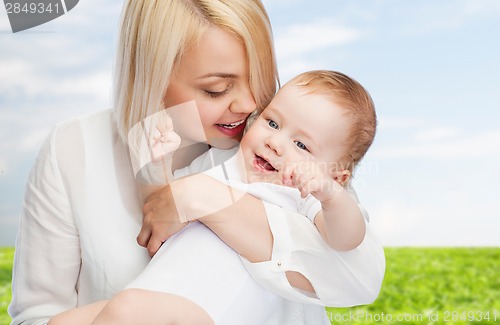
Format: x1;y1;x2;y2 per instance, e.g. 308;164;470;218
136;173;267;258
137;174;237;256
137;185;188;257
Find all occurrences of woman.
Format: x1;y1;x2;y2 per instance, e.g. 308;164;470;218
9;1;385;324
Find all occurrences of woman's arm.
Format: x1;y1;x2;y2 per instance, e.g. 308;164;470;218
9;126;82;325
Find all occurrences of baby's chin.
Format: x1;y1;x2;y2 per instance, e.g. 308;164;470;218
245;172;283;186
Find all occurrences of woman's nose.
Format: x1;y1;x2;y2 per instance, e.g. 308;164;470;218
229;86;256;115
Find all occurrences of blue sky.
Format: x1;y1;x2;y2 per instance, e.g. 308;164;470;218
1;0;499;247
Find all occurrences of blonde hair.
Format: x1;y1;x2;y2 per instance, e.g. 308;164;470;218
289;70;377;171
114;0;279;143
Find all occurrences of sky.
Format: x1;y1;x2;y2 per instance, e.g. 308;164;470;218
0;0;499;247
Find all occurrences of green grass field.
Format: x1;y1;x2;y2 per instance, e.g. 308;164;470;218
0;248;14;325
326;247;499;324
1;247;499;325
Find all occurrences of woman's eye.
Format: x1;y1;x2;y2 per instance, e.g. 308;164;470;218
294;141;309;152
205;88;229;98
204;84;232;98
267;119;279;129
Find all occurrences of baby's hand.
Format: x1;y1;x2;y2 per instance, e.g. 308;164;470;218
149;112;181;161
282;161;340;202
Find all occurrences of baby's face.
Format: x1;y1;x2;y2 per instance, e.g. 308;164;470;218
240;84;351;185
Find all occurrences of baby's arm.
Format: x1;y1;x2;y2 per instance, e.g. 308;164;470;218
140;173;274;262
284;162;366;251
312;188;366;251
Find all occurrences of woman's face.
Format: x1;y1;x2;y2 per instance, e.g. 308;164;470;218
163;26;256;149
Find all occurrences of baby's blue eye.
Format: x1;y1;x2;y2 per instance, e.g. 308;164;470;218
294;141;309;152
267;119;279;129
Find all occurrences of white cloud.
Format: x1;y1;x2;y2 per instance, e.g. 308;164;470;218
51;70;113;101
0;23;114;99
373;129;500;160
277;59;322;83
414;127;460;142
371;197;500;246
1;64;112;108
462;0;500;20
275;20;363;59
378;117;424;130
0;58;31;85
0;4;9;31
402;0;500;35
370;200;421;245
58;0;122;27
273;19;364;80
262;0;301;9
0;158;6;173
0;35;114;105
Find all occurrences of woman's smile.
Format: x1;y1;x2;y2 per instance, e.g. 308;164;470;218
215;118;247;137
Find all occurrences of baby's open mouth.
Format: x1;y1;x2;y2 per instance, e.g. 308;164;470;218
255;155;277;172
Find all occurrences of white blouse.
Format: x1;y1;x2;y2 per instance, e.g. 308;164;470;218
8;110;385;325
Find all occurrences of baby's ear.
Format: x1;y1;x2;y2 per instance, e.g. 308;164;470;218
332;169;351;187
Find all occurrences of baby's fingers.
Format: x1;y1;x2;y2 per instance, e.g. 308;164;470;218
161;131;181;152
297;176;319;198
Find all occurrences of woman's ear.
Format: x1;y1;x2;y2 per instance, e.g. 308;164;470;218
332;169;351;187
